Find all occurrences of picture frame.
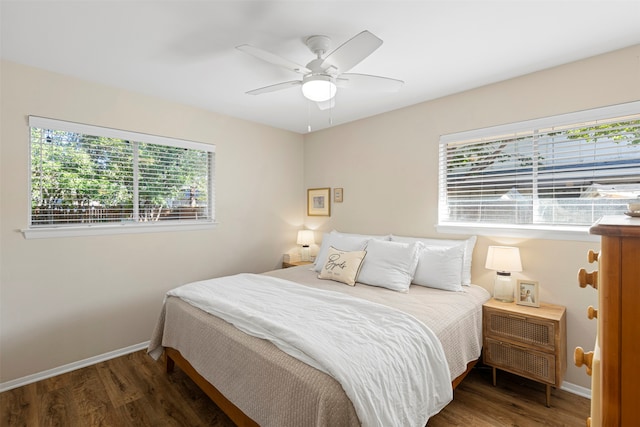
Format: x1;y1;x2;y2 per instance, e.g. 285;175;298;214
334;188;343;203
307;187;331;216
517;280;540;307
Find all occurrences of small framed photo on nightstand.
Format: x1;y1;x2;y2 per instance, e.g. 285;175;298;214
517;280;540;307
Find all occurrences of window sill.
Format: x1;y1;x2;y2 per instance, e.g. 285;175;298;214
436;222;599;242
21;221;218;239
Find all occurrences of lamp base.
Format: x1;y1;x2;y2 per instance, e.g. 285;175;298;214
300;245;311;262
493;273;514;303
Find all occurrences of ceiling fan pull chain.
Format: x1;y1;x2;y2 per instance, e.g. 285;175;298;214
329;93;333;127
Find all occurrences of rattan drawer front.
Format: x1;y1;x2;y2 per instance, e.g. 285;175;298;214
485;337;556;384
486;308;556;351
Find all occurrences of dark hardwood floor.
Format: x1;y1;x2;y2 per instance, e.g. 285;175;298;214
1;350;590;426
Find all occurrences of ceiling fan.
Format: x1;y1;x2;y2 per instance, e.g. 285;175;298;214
236;30;403;110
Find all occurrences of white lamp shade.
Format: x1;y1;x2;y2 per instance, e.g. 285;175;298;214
297;230;315;246
301;75;337;102
485;246;522;272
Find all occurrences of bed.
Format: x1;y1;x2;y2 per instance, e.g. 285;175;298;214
148;232;490;427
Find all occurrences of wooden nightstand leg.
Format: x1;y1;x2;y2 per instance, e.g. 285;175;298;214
545;384;551;407
492;367;497;386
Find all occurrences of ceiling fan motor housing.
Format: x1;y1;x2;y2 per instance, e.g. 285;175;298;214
305;35;332;57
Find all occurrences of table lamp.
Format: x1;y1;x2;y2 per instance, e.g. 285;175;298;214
485;246;522;302
297;230;315;262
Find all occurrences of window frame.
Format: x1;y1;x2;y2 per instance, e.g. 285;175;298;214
437;101;640;242
23;116;217;239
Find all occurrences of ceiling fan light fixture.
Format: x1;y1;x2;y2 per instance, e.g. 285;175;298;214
301;75;337;102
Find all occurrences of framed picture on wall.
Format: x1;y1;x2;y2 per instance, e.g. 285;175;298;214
307;188;331;216
517;280;540;307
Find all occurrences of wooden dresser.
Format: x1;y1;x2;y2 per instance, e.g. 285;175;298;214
575;216;640;426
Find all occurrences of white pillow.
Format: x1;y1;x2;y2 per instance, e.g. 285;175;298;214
330;230;391;241
357;239;423;293
391;235;476;285
412;244;465;291
314;233;370;272
317;247;367;286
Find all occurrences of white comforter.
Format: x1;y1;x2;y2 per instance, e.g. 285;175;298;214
166;273;452;427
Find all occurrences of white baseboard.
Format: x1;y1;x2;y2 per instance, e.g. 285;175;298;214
0;341;149;393
561;381;591;399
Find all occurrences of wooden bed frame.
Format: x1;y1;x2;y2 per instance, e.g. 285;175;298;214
165;346;477;427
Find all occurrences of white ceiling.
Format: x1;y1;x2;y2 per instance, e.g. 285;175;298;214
2;1;639;134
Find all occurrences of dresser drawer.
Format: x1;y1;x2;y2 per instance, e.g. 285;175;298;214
485;307;557;352
484;337;557;385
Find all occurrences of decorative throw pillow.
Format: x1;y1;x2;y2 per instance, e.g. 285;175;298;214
317;247;367;286
356;239;423;292
313;233;370;272
412;244;465;291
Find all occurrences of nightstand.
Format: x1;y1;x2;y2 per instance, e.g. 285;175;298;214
282;260;313;269
483;299;566;407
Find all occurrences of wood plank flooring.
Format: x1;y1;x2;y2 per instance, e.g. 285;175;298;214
1;350;590;426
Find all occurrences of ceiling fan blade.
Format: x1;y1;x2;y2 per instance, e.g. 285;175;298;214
246;80;301;95
236;44;311;74
337;73;404;92
321;30;383;73
316;98;336;111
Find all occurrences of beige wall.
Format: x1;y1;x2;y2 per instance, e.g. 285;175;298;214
303;44;640;389
0;61;305;383
2;44;638;390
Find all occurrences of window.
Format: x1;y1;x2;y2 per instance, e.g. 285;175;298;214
439;102;640;237
26;116;215;238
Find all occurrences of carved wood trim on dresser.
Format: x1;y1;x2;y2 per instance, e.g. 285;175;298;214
576;215;640;427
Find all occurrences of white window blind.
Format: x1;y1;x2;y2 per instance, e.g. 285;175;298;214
29;116;215;231
439;102;640;229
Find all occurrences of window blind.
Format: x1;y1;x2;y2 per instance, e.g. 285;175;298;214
439;102;640;228
29;116;215;228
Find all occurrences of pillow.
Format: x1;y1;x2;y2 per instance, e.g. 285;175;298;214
357;239;423;292
330;230;391;241
314;233;370;272
412;244;465;291
390;235;477;285
317;247;367;286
